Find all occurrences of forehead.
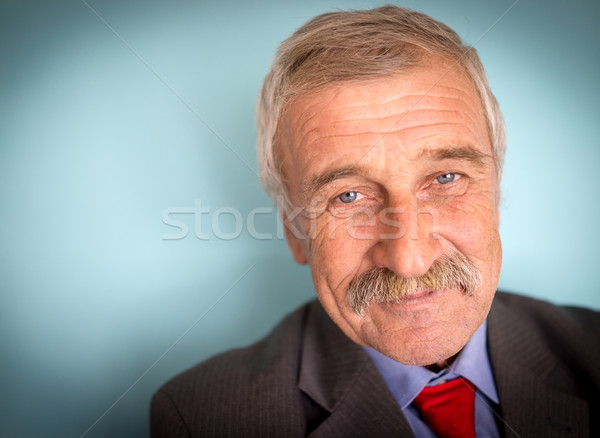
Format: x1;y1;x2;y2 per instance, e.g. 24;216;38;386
278;57;492;189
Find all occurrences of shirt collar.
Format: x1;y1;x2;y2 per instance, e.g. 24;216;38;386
363;319;498;409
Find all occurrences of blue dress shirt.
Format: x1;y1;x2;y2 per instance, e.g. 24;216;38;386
363;320;500;438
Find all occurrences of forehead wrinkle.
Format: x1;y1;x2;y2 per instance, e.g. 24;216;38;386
288;93;339;154
294;118;384;159
328;101;483;145
356;75;481;109
380;90;479;112
291;86;482;152
379;109;490;150
378;108;479;132
321;94;476;125
300;107;482;151
376;122;482;143
393;95;481;127
291;108;325;158
419;83;480;104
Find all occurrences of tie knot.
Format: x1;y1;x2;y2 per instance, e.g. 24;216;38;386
413;377;476;438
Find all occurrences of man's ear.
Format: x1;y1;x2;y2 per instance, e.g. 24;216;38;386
282;212;308;265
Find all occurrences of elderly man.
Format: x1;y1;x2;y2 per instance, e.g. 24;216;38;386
151;6;599;437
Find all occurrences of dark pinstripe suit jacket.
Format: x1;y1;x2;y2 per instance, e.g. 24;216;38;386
151;292;600;437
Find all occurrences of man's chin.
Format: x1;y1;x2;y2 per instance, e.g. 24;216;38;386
369;333;467;368
357;298;474;367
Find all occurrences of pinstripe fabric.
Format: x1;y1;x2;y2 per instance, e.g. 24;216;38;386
488;293;600;438
297;295;414;437
151;292;600;437
151;305;309;437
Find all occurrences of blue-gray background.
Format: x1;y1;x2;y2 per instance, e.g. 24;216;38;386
1;0;598;436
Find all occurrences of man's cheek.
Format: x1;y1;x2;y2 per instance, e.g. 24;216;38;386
310;219;373;276
435;201;497;250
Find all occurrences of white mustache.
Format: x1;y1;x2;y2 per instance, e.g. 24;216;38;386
346;252;481;315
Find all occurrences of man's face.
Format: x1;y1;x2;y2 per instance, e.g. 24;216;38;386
279;56;502;367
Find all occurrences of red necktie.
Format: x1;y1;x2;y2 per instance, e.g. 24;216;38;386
413;377;476;438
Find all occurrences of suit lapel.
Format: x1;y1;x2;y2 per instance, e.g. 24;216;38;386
298;302;415;437
488;295;589;438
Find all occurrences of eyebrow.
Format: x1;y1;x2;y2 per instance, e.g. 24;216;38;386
303;166;362;201
422;145;490;167
302;145;491;200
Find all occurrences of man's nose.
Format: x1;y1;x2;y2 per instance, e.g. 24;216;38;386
371;201;442;278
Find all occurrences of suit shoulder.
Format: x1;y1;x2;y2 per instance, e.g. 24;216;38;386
151;301;316;437
493;291;600;338
490;291;600;389
160;301;311;393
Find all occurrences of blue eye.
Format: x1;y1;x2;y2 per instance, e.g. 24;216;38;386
435;173;458;184
338;191;358;203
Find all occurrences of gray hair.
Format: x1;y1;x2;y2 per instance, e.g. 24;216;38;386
256;5;505;211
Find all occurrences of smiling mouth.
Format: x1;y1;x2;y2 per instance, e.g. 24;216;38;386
396;289;437;301
388;288;466;308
